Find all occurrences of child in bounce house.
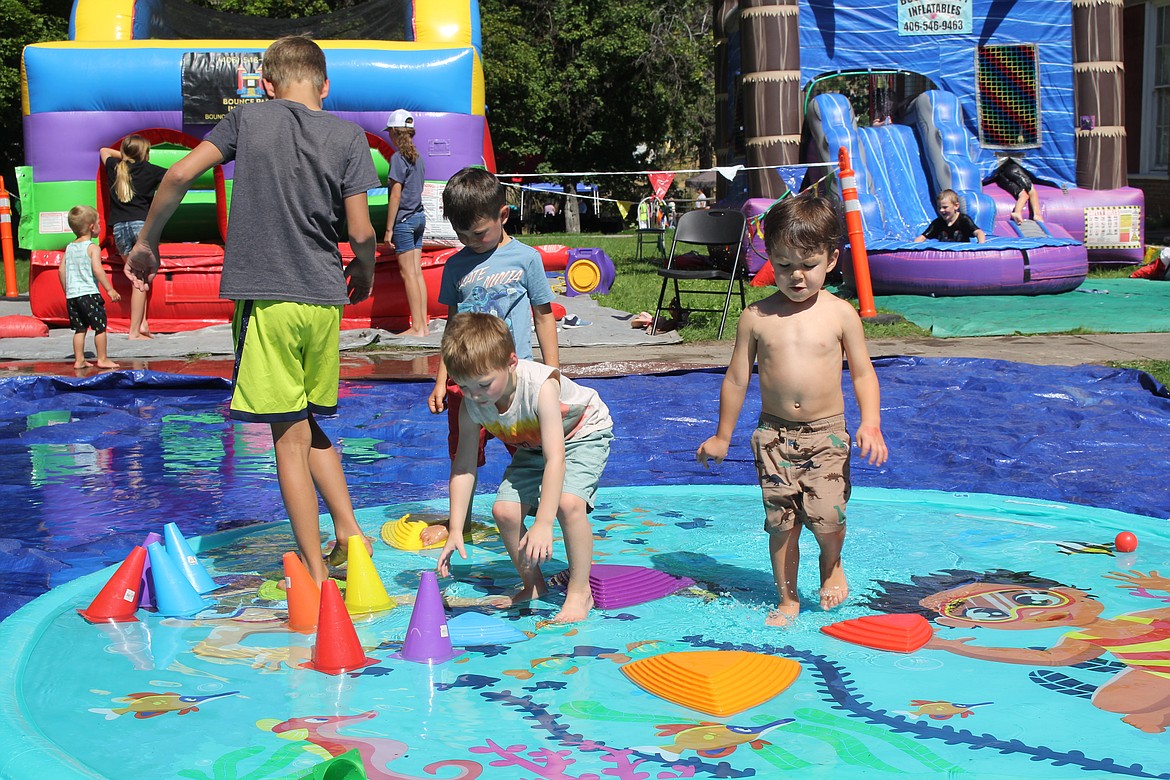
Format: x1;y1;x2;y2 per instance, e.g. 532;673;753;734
383;109;430;338
914;189;986;244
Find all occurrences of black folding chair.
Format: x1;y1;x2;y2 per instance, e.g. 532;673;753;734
650;209;748;338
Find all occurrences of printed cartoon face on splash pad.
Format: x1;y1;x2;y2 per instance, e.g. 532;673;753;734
867;568;1170;734
924;584;1104;630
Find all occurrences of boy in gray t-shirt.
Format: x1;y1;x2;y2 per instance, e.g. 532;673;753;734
127;36;380;585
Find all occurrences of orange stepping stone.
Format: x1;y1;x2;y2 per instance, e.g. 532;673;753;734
621;650;801;717
820;613;933;653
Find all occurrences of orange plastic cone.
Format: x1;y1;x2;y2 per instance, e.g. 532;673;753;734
283;552;320;634
78;546;147;623
303;580;378;675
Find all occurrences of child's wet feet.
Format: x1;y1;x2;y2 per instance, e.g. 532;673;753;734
766;604;800;627
488;582;549;609
819;575;849;610
551;592;593;624
323;534;374;567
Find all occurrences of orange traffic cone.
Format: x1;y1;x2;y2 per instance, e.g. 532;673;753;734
78;546;147;623
283;552;320;634
303;580;378;675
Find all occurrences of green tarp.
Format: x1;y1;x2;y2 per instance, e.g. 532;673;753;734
876;278;1170;337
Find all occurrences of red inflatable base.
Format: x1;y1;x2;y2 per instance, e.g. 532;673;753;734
30;243;574;334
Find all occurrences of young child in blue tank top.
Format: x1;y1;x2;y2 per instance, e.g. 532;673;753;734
436;312;612;624
59;205;121;370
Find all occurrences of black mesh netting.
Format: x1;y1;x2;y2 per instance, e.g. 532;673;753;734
147;0;410;40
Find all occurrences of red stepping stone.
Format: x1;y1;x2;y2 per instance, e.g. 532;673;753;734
820;613;933;653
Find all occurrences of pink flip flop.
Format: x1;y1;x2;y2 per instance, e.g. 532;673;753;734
630;312;653;329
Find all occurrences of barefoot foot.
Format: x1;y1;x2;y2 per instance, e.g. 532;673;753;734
488;581;549;609
552;591;593;624
766;603;800;627
819;578;849;610
73;360;94;369
128;332;154;340
418;523;450;547
95;359;120;369
1010;211;1024;225
324;534;374;567
395;328;430;338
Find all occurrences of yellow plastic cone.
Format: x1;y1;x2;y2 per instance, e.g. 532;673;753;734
343;535;395;616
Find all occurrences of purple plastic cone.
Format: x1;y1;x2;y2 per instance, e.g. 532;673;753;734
147;541;212;618
393;571;463;664
139;531;163;610
164;522;218;594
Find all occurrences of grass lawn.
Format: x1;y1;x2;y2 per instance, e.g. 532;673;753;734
516;231;1169;386
516;231;1148;342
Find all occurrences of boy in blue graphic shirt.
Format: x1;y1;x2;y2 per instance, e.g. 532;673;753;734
427;167;559;470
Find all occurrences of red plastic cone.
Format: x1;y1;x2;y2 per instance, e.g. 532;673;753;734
78;546;147;623
283;552;320;634
303;580;378;675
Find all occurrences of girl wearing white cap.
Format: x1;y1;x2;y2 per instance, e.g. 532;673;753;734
384;109;429;336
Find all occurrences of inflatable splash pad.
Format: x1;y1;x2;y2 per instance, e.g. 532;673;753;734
5;486;1170;779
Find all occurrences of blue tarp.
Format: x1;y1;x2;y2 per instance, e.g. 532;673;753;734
0;358;1167;619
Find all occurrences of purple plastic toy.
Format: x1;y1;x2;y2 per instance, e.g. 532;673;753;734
587;564;695;610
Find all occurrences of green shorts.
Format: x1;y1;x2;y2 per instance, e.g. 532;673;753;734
496;429;613;514
230;300;343;423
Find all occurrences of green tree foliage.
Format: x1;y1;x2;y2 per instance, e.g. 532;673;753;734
0;0;67;193
1;0;713;213
481;0;714;177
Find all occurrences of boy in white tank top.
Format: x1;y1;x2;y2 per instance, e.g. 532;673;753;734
436;312;613;624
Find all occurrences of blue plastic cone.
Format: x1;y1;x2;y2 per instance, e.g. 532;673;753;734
139;531;163;610
393;571;463;664
163;522;218;594
147;541;213;618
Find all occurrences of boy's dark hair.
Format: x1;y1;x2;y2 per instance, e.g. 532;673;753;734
441;312;515;380
762;194;842;257
67;205;99;237
263;36;327;91
442;167;506;231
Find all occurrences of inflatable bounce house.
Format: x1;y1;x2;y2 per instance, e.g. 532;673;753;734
718;0;1144;295
18;0;510;331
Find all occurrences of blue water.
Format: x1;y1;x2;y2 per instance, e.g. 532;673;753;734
10;486;1170;779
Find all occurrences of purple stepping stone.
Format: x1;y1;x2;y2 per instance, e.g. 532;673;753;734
587;564;695;610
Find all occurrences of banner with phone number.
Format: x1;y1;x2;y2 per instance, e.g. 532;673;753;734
897;0;970;36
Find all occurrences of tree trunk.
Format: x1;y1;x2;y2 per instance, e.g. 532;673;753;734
564;184;581;233
1072;0;1127;189
741;0;801;199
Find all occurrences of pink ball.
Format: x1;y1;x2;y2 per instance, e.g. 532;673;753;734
1114;532;1138;553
